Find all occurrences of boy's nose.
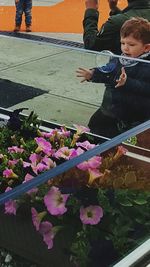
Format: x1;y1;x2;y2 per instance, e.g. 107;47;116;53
123;45;129;53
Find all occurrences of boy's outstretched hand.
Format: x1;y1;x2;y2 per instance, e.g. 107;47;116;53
108;0;118;10
76;68;94;82
115;67;127;88
85;0;99;10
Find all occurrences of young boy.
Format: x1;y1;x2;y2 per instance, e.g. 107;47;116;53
77;17;150;137
14;0;32;32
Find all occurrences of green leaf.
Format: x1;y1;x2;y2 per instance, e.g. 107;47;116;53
133;198;147;205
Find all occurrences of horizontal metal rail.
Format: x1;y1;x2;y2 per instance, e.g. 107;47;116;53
113;239;150;267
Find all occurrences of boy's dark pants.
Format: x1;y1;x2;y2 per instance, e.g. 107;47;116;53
15;0;32;26
88;108;120;138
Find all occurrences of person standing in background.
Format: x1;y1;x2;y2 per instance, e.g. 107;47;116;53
14;0;32;32
83;0;150;54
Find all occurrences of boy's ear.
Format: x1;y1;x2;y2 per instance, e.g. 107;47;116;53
144;43;150;52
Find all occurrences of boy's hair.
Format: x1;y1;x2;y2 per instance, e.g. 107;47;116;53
120;17;150;44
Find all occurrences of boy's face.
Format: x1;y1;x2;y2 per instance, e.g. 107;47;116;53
120;35;150;58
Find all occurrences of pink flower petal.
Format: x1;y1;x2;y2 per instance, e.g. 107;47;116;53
80;205;103;225
44;186;69;216
4;187;17;215
39;221;55;249
76;141;96;150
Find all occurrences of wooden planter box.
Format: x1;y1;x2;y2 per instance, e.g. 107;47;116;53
0;108;149;266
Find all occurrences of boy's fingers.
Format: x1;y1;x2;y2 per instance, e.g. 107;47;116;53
121;69;126;79
76;74;84;77
121;67;126;76
115;82;121;88
115;79;121;88
76;73;85;77
120;74;124;80
76;69;84;73
76;69;82;73
76;70;84;75
76;70;82;74
78;67;87;71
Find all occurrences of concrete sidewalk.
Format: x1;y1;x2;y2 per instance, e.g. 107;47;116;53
0;34;105;127
0;0;106;127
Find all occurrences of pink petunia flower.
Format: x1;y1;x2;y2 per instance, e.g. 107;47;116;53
42;156;56;170
54;147;77;160
34;163;48;174
35;137;52;156
33;157;56;174
113;145;128;161
23;174;38;194
30;153;41;164
88;169;102;184
76;141;96;150
80;205;103;225
43;127;70;139
4;187;17;215
77;156;102;184
38;130;53;138
58;127;71;137
3;169;18;179
39;221;55;249
23;161;31;168
24;154;56;175
76;147;85;156
8;146;24;154
29;153;44;174
73;124;90;134
8;159;19;168
31;207;46;231
44;186;69;216
77;156;102;171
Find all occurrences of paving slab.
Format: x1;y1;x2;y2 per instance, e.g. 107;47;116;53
0;35;105;126
10;93;98;127
0;35;66;69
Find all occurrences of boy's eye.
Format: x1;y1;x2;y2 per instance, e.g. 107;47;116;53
129;44;135;46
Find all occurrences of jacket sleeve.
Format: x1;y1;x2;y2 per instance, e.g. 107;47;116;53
109;7;121;16
83;9;121;53
122;77;150;97
91;68;116;84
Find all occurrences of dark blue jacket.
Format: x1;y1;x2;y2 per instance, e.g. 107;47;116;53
91;55;150;125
